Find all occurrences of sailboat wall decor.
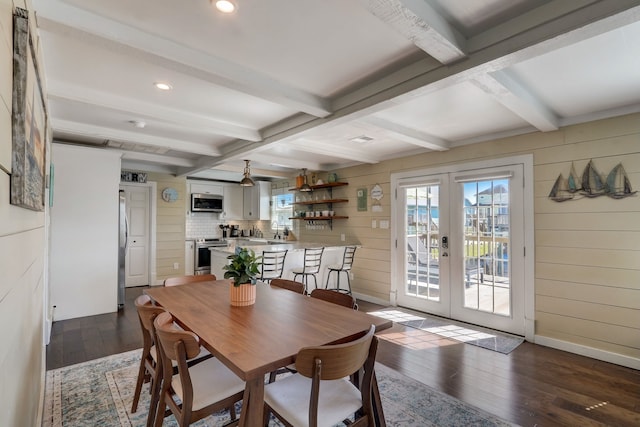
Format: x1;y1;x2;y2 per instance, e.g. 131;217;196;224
606;163;637;199
548;160;636;202
580;160;607;198
567;162;581;193
548;173;575;202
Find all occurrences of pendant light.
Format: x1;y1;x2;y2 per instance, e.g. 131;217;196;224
239;160;255;187
299;168;312;192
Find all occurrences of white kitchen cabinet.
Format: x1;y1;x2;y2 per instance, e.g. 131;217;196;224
210;250;230;280
185;240;195;275
189;181;223;195
243;181;271;220
221;183;244;220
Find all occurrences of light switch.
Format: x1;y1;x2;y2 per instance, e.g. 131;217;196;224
371;220;377;228
380;220;389;229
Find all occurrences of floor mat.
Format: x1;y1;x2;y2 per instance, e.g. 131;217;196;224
369;308;524;354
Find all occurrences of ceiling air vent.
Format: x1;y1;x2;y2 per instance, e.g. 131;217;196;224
349;135;374;144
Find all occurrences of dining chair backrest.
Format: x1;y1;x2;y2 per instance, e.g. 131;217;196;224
163;274;216;287
154;312;202;362
300;247;324;274
135;295;165;334
295;324;376;379
270;278;305;294
295;325;378;425
310;288;357;309
260;250;288;281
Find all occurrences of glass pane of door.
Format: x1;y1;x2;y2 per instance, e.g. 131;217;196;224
405;185;440;301
462;179;511;316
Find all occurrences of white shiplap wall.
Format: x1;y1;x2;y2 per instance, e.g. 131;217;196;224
0;0;48;425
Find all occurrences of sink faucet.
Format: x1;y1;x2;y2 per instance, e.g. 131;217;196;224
272;221;280;239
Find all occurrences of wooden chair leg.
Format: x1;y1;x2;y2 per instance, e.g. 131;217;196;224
146;369;163;427
131;357;147;412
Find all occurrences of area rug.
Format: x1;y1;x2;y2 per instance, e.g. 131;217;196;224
369;308;524;354
42;349;518;427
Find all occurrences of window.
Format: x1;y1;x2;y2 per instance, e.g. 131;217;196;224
271;191;293;230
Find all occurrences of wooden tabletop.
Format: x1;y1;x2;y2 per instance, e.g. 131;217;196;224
144;280;392;425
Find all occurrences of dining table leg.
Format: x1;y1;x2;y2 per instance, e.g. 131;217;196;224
239;377;264;426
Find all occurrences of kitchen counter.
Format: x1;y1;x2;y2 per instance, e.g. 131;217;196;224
209;239;360;291
210;238;358;255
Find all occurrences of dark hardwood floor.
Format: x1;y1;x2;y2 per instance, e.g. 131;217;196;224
46;287;640;427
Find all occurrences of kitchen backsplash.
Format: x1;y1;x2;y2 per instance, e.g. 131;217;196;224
186;213;269;239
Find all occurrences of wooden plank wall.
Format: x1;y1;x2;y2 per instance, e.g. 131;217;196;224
296;113;640;361
533;118;640;359
147;173;187;283
0;1;48;425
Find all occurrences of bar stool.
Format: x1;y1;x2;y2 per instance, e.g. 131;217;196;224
325;246;357;294
292;247;324;293
259;249;288;283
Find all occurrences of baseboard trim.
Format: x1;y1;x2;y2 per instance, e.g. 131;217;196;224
534;335;640;370
353;292;390;306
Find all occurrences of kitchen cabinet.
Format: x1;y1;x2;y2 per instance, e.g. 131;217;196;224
185;240;195;275
210;250;230;280
290;182;349;230
243;181;271;220
221;183;244;220
189;181;223;195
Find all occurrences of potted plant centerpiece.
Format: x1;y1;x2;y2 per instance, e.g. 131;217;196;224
223;247;262;306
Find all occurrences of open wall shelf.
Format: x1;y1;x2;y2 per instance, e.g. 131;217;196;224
289;181;349;230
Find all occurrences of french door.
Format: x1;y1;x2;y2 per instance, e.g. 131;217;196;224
393;163;526;335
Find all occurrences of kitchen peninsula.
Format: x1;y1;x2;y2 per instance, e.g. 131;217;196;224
210;239;358;291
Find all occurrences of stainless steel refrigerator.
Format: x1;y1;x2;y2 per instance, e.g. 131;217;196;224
117;190;127;308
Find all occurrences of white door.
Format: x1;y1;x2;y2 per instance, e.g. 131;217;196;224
121;185;150;287
393;163;526;335
395;173;451;317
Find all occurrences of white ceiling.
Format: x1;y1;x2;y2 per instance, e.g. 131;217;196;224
33;0;640;182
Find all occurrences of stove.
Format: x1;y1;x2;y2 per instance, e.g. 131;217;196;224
195;238;228;246
194;238;228;275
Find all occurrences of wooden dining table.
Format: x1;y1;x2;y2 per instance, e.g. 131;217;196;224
145;280;392;426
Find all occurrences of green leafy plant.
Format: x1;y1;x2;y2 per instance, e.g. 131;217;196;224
223;247;262;287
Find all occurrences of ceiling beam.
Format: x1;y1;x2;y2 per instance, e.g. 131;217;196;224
472;71;559;132
48;81;262;141
288;140;381;164
362;116;450;150
202;163;293;179
120;151;197;168
54;120;222;157
247;153;323;172
35;0;332;117
362;0;467;64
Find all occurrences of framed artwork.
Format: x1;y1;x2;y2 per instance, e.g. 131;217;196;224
11;8;48;211
357;187;368;211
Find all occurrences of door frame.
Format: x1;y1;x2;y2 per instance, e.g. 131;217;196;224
390;155;535;341
119;182;157;287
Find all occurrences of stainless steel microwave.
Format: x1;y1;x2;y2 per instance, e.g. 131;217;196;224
191;193;223;212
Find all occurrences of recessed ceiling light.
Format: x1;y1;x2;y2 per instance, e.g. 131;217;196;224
214;0;237;13
154;82;173;91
